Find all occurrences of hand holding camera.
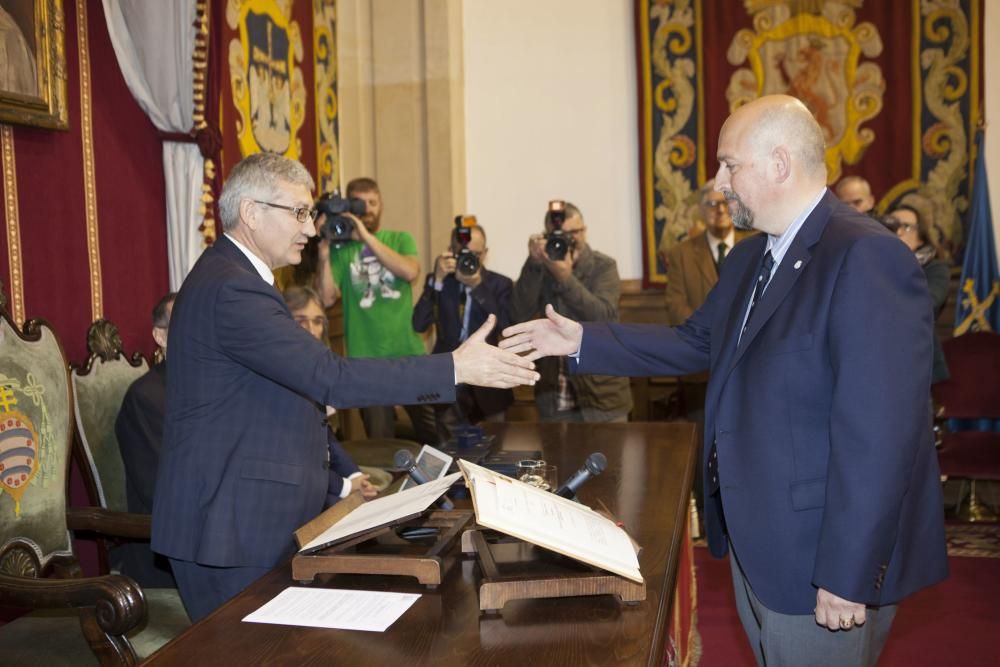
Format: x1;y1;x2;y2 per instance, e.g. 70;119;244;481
314;192;367;247
434;251;457;283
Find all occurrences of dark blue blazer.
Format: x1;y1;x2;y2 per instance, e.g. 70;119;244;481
577;191;947;614
152;235;455;568
412;270;514;417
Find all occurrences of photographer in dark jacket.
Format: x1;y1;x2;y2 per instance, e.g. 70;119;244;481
509;201;632;422
413;221;514;437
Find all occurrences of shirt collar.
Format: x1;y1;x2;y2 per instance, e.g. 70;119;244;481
705;228;735;250
225;233;275;285
765;187;826;267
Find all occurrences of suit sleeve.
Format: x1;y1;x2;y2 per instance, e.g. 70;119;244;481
326;435;361;503
575;280;716;377
215;274;456;409
412;274;437;333
664;242;695;326
813;234;934;604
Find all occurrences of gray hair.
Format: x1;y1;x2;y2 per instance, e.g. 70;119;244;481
218;152;315;232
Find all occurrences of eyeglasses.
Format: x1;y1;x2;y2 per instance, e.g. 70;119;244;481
253;200;317;224
294;315;327;328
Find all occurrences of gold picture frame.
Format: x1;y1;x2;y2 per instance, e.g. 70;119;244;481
0;0;68;130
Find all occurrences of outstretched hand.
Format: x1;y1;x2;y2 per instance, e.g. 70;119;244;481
499;305;583;361
453;315;540;388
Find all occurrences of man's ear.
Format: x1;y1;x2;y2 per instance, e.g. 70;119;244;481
239;198;258;230
772;146;791;184
152;326;167;352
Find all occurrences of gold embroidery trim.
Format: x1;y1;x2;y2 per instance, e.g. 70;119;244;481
194;0;216;245
1;125;25;325
76;0;102;320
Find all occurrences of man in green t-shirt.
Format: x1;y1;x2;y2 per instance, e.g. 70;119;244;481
318;177;439;443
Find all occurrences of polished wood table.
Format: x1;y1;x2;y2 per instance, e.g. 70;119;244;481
147;422;697;666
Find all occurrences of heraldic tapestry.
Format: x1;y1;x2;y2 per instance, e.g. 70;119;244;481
638;0;983;286
221;0;340;194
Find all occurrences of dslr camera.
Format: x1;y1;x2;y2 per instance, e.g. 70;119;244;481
544;200;575;261
453;215;480;276
315;192;367;246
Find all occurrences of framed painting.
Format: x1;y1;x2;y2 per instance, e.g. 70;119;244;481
0;0;67;129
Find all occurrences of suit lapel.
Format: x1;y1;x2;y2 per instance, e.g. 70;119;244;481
726;191;835;371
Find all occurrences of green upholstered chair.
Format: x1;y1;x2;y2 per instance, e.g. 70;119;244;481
71;319;149;514
68;319;190;657
0;309;156;665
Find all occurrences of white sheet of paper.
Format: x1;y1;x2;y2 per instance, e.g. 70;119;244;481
242;587;419;632
459;459;643;583
300;471;463;552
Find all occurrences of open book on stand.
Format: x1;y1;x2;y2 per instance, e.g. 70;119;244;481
458;460;643;584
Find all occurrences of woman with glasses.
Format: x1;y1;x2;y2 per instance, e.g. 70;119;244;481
885;205;951;383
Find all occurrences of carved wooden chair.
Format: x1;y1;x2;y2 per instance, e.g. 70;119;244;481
0;309;155;665
69;319;190;651
72;319;148;515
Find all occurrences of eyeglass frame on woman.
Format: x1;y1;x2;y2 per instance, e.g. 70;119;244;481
252;199;317;224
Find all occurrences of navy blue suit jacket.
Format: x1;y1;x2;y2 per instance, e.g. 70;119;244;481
412;270;514;418
152;235;455;568
577;191;947;614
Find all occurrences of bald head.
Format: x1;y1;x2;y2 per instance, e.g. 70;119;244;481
714;95;829;235
835;175;875;213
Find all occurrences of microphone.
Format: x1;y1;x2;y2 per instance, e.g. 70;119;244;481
554;452;607;499
394;449;454;510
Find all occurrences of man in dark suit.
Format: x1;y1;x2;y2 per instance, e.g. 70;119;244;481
152;152;538;622
502;95;947;666
114;291;176;587
413;221;514;436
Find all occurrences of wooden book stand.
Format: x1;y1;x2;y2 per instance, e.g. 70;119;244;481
292;496;472;588
461;528;646;613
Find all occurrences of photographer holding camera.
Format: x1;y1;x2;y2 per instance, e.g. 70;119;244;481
413;217;514;437
316;177;439;444
509;201;632;422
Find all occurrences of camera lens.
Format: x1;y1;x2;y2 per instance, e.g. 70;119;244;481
457;249;480;275
320;215;354;244
545;234;569;261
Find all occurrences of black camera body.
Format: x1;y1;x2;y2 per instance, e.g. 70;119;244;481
453;215;480;276
544;200;575;261
315;192;366;246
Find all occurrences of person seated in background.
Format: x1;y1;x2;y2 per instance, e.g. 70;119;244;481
508;200;632;422
884;204;951;384
114;291;177;587
282;285;379;505
834;175;877;216
412;218;514;440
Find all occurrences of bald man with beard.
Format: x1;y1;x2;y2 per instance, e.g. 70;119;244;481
501;95;947;666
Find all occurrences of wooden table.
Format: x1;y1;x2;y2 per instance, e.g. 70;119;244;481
147;422;697;666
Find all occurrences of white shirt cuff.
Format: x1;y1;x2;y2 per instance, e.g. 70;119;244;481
340;471;364;498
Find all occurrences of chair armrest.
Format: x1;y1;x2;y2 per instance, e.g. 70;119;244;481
66;507;152;540
0;572;145;635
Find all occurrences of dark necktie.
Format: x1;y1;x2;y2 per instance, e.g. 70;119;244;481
716;241;728;270
740;250;774;339
708;250;774;496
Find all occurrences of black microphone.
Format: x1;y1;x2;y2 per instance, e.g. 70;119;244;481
555;452;607;499
394;449;454;510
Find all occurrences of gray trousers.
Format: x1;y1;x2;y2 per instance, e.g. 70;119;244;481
729;548;896;667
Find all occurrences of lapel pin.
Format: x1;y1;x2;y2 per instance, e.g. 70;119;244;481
793;260;803;269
